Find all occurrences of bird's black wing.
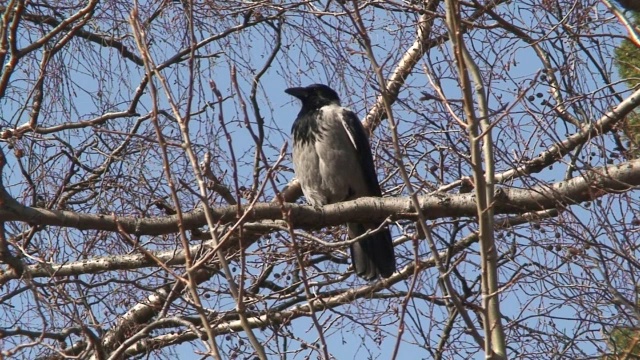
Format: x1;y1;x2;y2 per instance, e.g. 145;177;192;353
340;108;395;279
339;109;383;197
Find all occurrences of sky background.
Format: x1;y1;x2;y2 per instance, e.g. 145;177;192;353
0;1;636;358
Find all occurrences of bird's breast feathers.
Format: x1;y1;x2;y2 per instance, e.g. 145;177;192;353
292;104;368;205
318;104;358;151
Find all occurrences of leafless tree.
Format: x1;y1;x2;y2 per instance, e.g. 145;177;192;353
1;0;639;359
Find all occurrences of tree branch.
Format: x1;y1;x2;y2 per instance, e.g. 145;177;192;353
1;158;638;284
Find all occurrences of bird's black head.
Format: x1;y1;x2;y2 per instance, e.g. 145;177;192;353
287;84;341;146
285;84;341;110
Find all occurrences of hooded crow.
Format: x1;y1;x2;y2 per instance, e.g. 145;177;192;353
286;84;395;280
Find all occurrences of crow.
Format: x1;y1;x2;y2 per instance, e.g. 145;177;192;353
286;83;395;280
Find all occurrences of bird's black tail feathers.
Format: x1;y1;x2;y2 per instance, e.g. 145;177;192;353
348;223;395;280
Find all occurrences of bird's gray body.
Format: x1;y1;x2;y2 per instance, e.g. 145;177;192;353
287;84;395;280
292;104;368;207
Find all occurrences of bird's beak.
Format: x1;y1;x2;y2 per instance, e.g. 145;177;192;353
285;87;308;100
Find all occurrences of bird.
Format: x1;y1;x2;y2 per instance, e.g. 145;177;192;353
285;83;396;280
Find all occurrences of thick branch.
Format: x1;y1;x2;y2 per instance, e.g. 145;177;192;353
0;159;638;283
0;160;638;237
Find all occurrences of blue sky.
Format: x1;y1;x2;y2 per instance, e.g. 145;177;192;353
1;1;638;359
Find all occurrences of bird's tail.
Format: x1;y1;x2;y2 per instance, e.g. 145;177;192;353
348;223;395;280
